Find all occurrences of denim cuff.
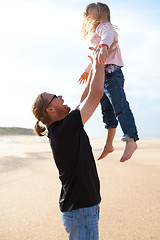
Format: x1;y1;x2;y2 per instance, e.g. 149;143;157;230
105;124;118;129
121;134;135;142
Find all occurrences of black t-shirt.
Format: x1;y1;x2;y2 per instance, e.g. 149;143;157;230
48;109;101;212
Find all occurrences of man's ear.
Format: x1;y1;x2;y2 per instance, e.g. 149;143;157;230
46;107;55;113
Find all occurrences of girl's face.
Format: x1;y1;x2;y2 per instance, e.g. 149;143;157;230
87;7;99;19
87;7;107;22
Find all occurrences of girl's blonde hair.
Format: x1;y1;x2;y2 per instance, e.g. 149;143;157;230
81;2;111;39
32;92;51;136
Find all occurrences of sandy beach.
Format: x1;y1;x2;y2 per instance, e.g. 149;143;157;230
0;135;160;240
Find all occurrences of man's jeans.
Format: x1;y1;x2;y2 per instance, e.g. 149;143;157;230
60;205;99;240
100;68;139;141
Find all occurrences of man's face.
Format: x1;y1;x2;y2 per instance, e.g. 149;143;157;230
45;93;71;116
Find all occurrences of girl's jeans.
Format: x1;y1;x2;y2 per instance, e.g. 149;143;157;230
100;67;139;141
60;204;99;240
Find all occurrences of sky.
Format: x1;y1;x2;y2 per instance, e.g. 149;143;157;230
0;0;160;138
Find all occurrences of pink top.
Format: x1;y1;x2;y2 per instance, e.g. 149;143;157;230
85;22;124;73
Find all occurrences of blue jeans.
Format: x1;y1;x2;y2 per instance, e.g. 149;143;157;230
60;205;100;240
100;68;139;141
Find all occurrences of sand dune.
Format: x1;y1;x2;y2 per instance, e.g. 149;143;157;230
0;136;160;240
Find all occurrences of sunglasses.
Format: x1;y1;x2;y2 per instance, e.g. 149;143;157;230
46;94;58;109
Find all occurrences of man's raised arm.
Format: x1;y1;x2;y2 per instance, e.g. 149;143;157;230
80;57;104;125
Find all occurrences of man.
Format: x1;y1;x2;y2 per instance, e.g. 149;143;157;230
32;45;116;240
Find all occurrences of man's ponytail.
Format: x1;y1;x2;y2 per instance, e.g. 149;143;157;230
32;92;50;137
34;120;46;136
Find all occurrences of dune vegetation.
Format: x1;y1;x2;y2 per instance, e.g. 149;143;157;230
0;127;35;135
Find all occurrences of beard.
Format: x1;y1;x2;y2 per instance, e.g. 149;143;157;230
64;105;71;114
55;105;71;117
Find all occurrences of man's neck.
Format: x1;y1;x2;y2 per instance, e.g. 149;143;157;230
48;112;69;126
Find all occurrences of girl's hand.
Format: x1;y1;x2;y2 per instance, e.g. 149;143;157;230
98;41;118;64
98;45;108;64
78;72;89;84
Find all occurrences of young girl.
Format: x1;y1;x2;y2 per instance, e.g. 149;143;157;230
78;2;139;162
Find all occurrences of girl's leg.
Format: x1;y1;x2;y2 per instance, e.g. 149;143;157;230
105;69;139;141
97;127;116;160
104;68;139;162
99;94;118;160
120;139;137;162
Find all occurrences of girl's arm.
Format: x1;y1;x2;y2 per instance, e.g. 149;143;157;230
97;23;115;48
97;23;116;64
98;45;109;64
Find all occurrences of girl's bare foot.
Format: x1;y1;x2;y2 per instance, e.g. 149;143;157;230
97;145;114;160
120;140;137;162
